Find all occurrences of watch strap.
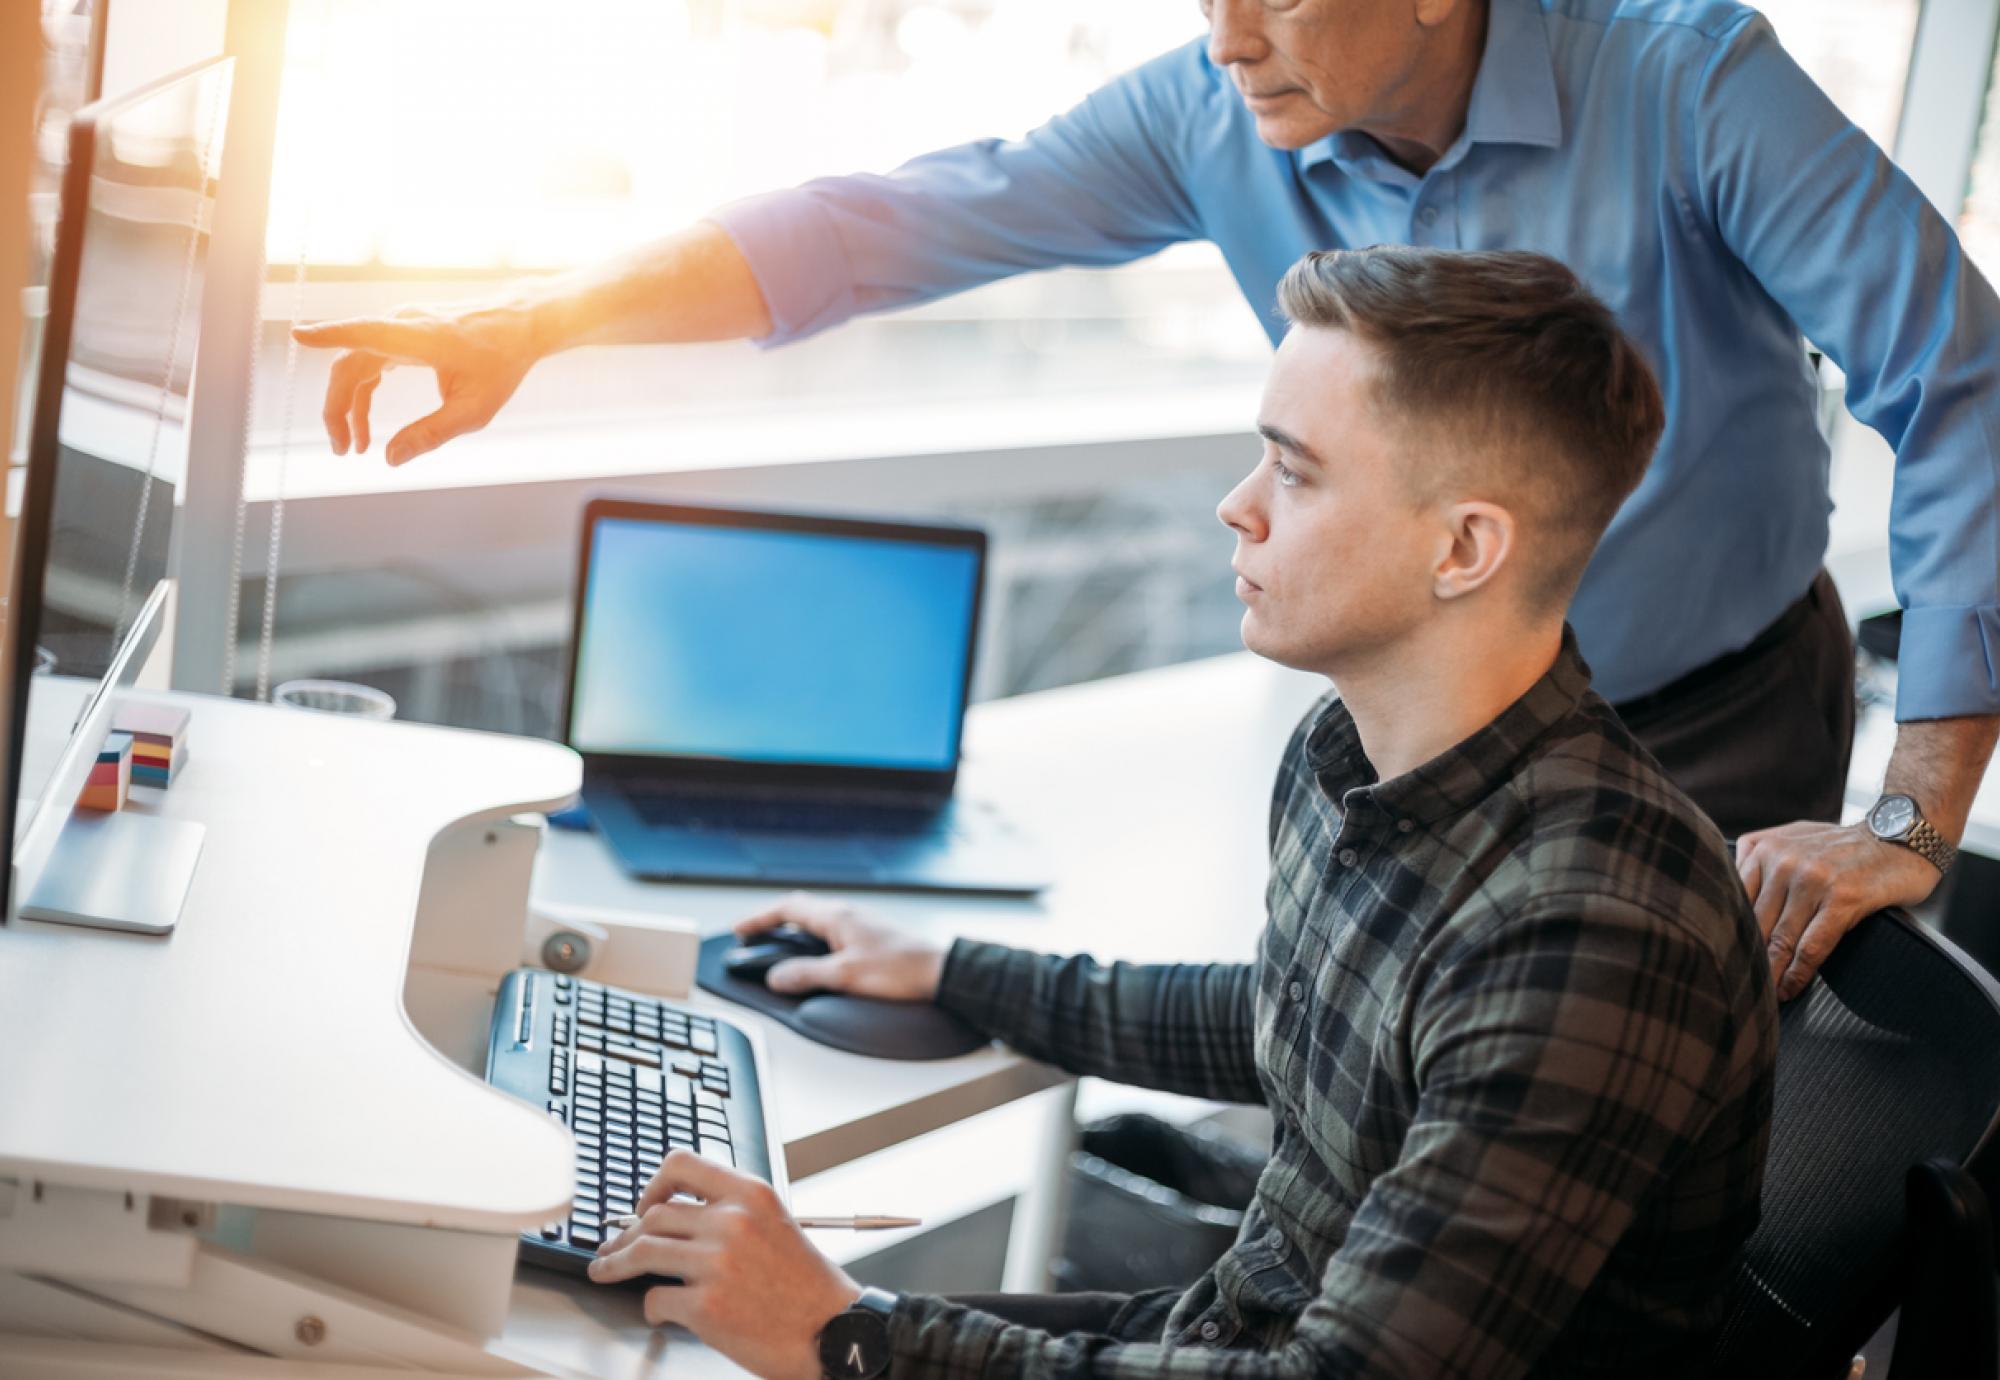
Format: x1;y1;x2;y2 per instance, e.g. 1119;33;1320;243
1903;817;1958;875
819;1288;898;1380
852;1286;899;1319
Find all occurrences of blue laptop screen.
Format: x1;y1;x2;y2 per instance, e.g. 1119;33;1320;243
569;516;981;771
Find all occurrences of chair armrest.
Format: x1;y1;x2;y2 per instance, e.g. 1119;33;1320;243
1886;1159;1997;1380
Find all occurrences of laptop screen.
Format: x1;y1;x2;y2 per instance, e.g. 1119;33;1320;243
569;512;982;772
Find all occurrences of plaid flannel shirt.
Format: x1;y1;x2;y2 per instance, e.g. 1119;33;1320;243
883;632;1777;1378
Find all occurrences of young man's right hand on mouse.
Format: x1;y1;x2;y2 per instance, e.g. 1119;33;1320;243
734;893;947;1002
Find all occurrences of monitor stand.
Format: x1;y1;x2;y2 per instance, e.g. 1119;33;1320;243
18;810;205;934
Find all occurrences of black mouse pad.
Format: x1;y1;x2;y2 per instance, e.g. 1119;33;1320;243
695;934;990;1061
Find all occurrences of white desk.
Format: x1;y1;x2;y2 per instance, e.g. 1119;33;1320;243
503;653;1327;1376
0;652;1328;1377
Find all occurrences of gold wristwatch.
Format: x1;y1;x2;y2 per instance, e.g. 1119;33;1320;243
1865;793;1957;875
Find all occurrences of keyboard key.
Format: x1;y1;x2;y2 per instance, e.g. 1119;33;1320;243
570;1225;602;1249
694;1142;734;1168
691;1030;719;1057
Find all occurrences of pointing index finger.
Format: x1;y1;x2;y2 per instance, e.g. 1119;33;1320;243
293;316;443;364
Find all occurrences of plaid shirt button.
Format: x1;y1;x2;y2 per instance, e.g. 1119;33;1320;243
1287;980;1304;1003
1337;848;1358;867
1266;1228;1286;1252
1199;1320;1221;1342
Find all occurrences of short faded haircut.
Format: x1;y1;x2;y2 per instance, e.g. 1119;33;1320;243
1276;246;1665;611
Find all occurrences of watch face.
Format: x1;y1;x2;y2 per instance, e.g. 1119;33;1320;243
819;1310;890;1380
1870;794;1918;838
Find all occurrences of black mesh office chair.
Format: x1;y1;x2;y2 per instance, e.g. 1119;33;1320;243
1705;908;2000;1380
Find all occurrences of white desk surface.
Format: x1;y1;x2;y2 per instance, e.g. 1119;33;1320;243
0;695;585;1234
529;652;1326;1178
506;652;1327;1375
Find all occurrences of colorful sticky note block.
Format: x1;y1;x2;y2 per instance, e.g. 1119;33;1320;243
112;702;191;743
112;703;189;790
78;733;131;811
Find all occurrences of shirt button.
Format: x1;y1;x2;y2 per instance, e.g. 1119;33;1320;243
1200;1320;1222;1342
1338;848;1358;867
1397;819;1415;834
1287;980;1304;1003
1265;1228;1285;1251
1419;205;1440;227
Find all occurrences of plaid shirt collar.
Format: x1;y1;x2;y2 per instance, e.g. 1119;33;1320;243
1303;625;1594;829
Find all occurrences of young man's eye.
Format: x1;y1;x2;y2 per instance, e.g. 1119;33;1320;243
1273;458;1301;488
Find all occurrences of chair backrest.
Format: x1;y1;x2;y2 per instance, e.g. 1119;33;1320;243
1705;909;2000;1379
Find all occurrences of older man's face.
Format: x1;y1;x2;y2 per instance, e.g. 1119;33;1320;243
1202;0;1430;150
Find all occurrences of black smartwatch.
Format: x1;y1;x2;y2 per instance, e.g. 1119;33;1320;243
818;1286;898;1380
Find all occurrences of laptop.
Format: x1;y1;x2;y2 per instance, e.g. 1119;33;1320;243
563;498;1045;895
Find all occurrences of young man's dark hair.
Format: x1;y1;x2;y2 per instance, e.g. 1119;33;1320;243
586;247;1779;1380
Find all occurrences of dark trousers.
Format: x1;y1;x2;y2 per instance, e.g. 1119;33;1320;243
1612;570;1857;839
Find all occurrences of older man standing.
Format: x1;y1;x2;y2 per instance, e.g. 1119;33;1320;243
298;0;2000;999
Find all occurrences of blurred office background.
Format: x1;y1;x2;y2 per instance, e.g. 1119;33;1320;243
21;0;1969;735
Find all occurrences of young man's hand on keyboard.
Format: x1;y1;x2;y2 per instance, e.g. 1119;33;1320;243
735;893;947;1002
590;1147;861;1380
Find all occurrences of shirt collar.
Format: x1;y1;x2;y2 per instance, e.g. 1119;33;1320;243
1304;625;1594;828
1297;0;1563;177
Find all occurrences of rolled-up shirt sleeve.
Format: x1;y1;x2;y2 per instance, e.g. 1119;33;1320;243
1691;12;2000;721
707;44;1207;347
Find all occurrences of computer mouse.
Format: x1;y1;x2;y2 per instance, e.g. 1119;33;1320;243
696;934;989;1061
720;924;833;986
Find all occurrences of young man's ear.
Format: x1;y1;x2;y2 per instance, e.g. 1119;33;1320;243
1432;500;1515;602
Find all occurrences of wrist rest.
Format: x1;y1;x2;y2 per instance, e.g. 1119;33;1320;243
695;934;991;1061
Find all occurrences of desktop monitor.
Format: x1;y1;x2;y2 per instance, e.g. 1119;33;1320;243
2;58;232;930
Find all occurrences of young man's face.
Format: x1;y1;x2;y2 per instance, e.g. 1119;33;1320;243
1217;325;1444;674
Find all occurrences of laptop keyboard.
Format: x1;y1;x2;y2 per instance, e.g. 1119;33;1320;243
627;789;944;838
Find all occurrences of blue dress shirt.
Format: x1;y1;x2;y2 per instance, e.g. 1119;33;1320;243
713;0;2000;718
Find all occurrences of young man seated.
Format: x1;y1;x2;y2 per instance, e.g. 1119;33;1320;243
585;246;1779;1380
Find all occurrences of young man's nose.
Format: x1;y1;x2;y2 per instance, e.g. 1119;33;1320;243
1217;471;1267;540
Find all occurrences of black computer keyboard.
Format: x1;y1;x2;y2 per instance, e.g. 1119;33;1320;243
484;968;774;1275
